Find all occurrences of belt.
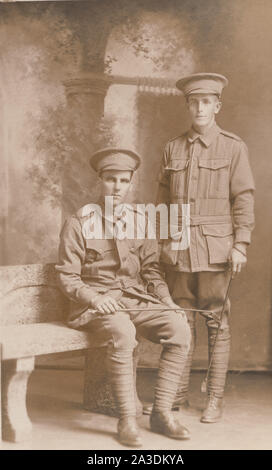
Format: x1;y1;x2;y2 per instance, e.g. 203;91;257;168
187;215;232;226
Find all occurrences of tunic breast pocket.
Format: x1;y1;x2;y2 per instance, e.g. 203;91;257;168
128;240;143;252
198;159;231;198
165;159;188;197
85;248;104;263
82;247;104;278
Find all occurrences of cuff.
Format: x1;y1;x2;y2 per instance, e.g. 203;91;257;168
234;229;252;244
76;286;100;306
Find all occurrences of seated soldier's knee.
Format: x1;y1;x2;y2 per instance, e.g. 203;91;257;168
165;312;192;350
107;314;137;350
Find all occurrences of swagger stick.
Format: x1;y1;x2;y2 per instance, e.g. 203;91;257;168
90;307;220;324
201;273;233;393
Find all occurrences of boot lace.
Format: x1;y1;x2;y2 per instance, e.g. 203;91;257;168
208;395;220;410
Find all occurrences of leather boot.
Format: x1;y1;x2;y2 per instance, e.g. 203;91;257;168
151;345;191;440
107;347;142;447
150;410;190;439
201;395;223;423
200;327;230;423
117;416;142;447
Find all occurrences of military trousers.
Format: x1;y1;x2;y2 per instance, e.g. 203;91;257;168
81;295;191;351
165;270;231;399
165;270;231;329
80;295;191;417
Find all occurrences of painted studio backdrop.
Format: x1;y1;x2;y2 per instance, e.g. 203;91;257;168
0;0;271;370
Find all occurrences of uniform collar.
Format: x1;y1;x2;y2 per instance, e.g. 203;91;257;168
187;122;220;147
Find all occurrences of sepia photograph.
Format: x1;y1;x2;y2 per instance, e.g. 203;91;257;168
0;0;271;456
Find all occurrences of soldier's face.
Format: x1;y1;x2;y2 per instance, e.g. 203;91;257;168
100;170;133;207
187;93;221;130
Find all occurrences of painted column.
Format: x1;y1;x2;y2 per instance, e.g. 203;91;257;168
61;74;111;219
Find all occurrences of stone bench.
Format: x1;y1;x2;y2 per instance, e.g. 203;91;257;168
0;264;141;442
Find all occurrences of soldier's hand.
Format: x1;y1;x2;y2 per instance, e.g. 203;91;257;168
91;295;123;314
229;246;247;278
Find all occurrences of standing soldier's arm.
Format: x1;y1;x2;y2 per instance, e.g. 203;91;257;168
230;141;255;274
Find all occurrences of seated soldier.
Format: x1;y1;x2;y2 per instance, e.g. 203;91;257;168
55;148;191;447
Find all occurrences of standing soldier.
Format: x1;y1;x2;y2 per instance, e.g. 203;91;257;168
55;148;191;446
146;73;255;423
